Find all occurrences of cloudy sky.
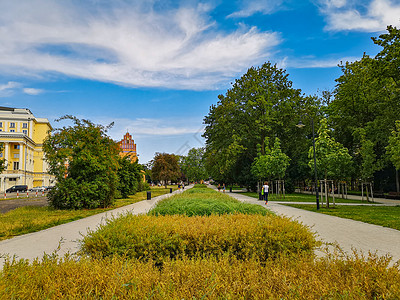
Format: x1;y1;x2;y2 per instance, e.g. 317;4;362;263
1;0;399;163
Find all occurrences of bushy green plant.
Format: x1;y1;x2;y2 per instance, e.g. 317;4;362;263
149;188;268;216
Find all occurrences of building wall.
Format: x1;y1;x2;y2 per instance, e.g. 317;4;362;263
0;107;55;191
118;132;138;162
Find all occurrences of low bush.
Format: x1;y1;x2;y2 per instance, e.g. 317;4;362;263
1;253;399;299
149;188;269;216
80;213;317;262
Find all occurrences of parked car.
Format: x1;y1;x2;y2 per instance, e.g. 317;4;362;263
6;185;28;193
28;186;46;192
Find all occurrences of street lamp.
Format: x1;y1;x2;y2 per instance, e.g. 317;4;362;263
296;116;320;210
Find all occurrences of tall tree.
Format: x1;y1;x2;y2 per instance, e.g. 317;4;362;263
181;147;207;183
203;62;312;188
43;116;119;209
386;120;400;192
117;156;143;198
151;153;180;187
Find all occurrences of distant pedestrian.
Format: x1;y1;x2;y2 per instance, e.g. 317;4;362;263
223;184;226;193
262;181;269;204
178;183;181;191
218;184;221;192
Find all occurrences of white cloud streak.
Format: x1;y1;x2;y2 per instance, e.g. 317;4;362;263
0;1;281;90
227;0;284;18
319;0;400;32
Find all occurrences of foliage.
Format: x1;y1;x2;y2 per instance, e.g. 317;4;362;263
203;62;316;187
286;204;400;231
81;213;316;262
148;187;269;217
387;120;400;171
43;116;119;209
354;128;380;181
116;156;143;198
180;147;208;182
0;143;5;173
151;153;181;187
252;137;290;181
310;119;353;180
2;252;400;299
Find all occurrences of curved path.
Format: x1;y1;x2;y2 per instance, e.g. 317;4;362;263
1;186;399;269
227;191;400;264
0;188;187;269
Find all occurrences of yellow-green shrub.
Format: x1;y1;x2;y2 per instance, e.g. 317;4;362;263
81;213;317;262
1;253;399;299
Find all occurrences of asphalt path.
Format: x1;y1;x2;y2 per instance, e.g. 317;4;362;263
0;188;187;269
227;191;400;265
1;186;399;269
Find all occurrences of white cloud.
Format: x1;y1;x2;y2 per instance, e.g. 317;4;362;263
228;0;284;18
23;88;44;95
0;1;281;90
319;0;400;32
282;56;361;69
0;81;21;97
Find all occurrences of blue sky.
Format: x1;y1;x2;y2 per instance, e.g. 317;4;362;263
1;0;399;163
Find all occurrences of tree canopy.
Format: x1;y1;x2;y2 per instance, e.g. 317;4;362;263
43;116;119;209
151;153;181;187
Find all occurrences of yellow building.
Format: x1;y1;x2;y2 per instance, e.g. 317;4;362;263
0;107;55;191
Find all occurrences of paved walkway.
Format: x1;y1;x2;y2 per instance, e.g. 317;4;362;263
1;185;399;269
226;191;400;264
0;188;187;268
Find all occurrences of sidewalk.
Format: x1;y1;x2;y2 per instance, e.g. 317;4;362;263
0;188;187;268
227;191;400;264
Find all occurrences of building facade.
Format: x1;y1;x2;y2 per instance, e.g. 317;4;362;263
117;132;138;162
0;107;55;191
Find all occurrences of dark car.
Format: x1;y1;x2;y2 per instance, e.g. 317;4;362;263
6;185;28;193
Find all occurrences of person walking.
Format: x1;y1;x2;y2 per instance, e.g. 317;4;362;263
217;184;221;192
262;181;269;204
223;184;226;193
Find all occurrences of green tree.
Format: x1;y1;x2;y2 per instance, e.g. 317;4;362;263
310;119;353;181
252;138;290;181
181;147;207;183
117;156;143;198
151;153;180;187
203;62;313;189
43;116;119;209
387;120;400;192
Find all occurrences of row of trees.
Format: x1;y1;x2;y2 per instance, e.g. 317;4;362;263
202;26;400;193
43;116;146;209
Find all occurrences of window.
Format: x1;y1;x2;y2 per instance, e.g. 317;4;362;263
23;130;28;135
0;122;2;127
14;145;20;150
13;162;19;170
10;130;15;132
9;178;16;182
22;123;28;128
0;153;2;157
10;123;15;128
14;154;19;159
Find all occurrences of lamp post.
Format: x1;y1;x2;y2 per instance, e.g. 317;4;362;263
296;116;320;210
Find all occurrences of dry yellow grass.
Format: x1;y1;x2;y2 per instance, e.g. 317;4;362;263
1;252;399;299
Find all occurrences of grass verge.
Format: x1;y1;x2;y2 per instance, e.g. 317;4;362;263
0;186;176;241
240;192;373;203
285;204;400;231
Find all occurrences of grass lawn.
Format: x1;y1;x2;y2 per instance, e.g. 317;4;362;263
0;186;177;241
285;204;400;231
239;192;368;204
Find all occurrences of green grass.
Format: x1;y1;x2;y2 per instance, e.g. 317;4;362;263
239;192;373;203
285;204;400;231
0;186;175;241
149;187;269;216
